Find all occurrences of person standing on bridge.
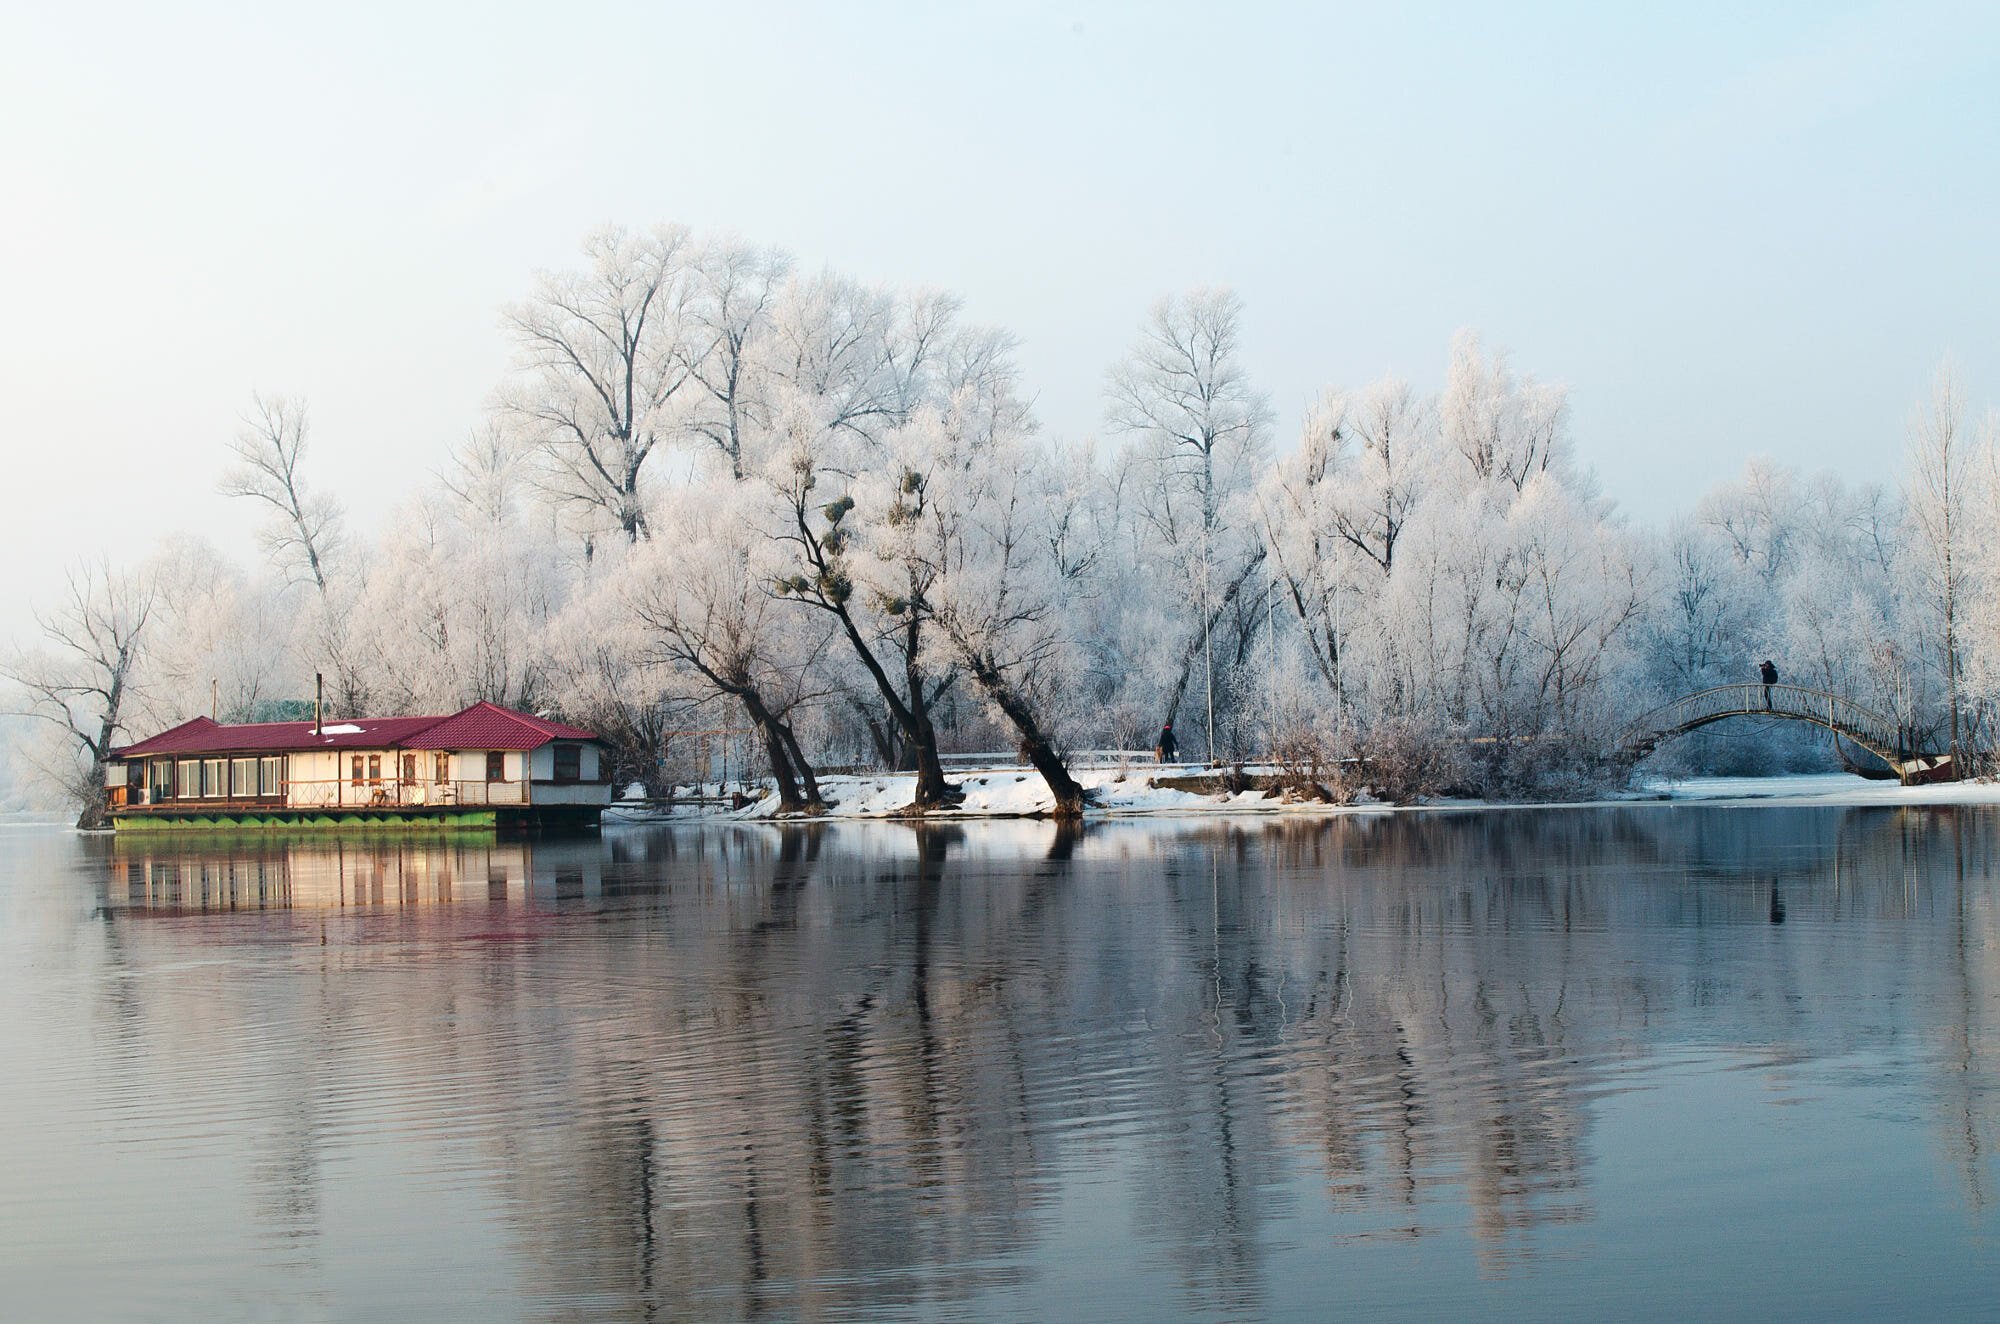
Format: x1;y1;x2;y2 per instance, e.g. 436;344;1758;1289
1760;659;1778;710
1156;721;1178;764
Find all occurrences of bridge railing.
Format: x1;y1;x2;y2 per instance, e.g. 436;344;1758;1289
1625;684;1911;762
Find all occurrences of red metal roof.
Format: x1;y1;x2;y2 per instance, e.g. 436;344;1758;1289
113;703;599;759
117;716;222;756
400;702;598;751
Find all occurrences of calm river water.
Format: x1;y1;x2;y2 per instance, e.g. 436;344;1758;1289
3;806;1998;1320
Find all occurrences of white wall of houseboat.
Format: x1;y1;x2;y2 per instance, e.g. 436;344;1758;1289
285;749;530;807
286;750;340;807
527;743;602;781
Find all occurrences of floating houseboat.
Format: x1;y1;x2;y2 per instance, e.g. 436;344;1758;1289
106;701;611;830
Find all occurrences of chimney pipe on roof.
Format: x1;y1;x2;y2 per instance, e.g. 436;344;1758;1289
314;673;323;737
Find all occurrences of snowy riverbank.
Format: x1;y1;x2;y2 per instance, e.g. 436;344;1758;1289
1635;772;2000;806
609;769;2000;824
614;766;1308;822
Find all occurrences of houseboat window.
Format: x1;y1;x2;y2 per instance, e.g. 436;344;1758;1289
434;753;450;783
258;757;283;797
553;744;581;782
230;758;256;797
201;759;225;798
151;761;174;802
486;752;505;782
400;753;416;784
177;760;199;798
368;754;382;784
350;755;364;787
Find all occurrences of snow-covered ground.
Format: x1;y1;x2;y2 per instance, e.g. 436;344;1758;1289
1638;772;2000;806
807;767;1302;818
608;767;2000;824
612;765;1332;822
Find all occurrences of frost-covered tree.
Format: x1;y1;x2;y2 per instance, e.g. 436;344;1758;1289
1958;418;2000;734
1;561;156;828
1639;517;1758;695
766;274;907;443
1106;289;1272;756
537;570;684;797
219;394;368;714
140;537;295;725
625;483;832;815
1249;332;1645;790
501;223;698;544
1258;378;1429;713
442;422;530;529
1439;330;1569;494
1903;364;1975;765
761;285;972;809
1699;456;1804;587
344;491;565;715
874;346;1091;814
223;393;344;594
1505;477;1644;736
683;237;789;480
1650;455;1919;774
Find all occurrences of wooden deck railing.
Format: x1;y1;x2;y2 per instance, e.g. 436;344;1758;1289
123;778;533;812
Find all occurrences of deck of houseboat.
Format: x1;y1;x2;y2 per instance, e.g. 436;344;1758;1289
111;778;603;831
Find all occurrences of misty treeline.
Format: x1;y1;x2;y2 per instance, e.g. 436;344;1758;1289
7;223;1998;825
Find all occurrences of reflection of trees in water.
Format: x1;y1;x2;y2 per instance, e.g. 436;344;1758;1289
1929;810;2000;1216
1244;820;1595;1269
82;806;2000;1319
445;823;1055;1319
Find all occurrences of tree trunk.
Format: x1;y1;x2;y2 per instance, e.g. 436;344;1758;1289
848;697;904;771
789;502;954;807
77;689;123;831
74;768;109;832
1162;644;1197;731
738;689;807;814
822;601;955;808
958;648;1088;818
78;705;118;831
903;648;956;808
1160;552;1265;738
775;720;826;814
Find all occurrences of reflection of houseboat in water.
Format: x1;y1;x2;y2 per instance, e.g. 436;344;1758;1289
103;836;610;911
105;701;611;831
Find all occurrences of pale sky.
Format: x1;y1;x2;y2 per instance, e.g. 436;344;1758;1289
2;0;1996;643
